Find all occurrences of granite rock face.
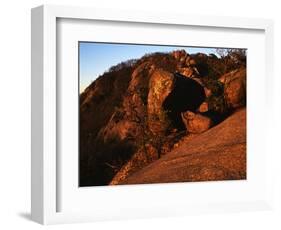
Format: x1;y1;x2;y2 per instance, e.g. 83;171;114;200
181;111;213;134
219;68;246;109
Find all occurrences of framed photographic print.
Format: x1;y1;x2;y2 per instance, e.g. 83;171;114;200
31;5;274;224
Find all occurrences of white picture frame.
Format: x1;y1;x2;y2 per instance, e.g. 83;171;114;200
31;4;274;225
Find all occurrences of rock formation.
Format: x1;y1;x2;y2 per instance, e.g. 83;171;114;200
219;68;246;109
79;49;247;186
181;111;213;133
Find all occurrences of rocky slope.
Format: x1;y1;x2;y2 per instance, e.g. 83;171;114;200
79;49;246;186
119;108;246;184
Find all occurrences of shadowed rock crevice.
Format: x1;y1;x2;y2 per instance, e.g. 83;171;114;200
163;73;206;130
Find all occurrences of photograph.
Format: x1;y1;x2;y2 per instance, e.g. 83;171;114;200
79;42;247;187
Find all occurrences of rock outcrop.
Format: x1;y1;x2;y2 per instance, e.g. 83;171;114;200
219;68;246;109
147;69;175;134
181;111;212;133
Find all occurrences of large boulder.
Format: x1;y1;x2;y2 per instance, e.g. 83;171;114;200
181;111;212;133
147;69;175;134
219;68;246;109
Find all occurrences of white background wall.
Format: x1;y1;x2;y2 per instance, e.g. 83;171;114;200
0;0;280;229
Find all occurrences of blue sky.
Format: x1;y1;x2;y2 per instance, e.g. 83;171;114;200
79;42;218;92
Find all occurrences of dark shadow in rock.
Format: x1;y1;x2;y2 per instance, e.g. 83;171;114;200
163;73;206;130
201;110;230;126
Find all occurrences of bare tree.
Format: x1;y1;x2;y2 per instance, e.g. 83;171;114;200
125;88;151;160
126;87;171;160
